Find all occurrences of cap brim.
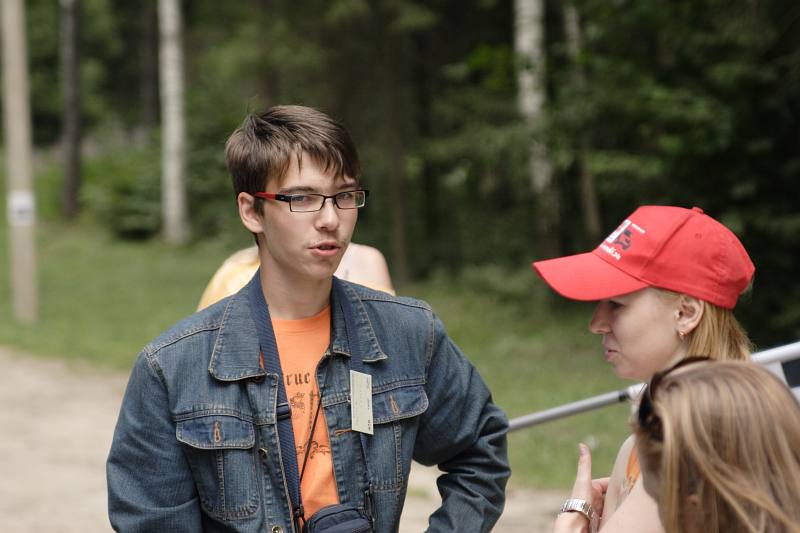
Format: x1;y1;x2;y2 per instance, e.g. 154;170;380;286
532;252;648;301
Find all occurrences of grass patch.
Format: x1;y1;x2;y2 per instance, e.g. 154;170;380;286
0;218;633;489
0;218;252;369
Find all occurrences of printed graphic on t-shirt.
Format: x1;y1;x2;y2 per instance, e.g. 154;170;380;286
290;391;305;418
287;386;330;460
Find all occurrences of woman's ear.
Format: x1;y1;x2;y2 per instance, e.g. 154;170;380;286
238;192;265;234
677;295;704;335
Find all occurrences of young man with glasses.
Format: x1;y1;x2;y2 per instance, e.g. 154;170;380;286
107;105;509;532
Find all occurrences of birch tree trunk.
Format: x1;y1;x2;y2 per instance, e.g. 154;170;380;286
514;0;559;255
564;3;601;243
60;0;82;219
158;0;189;244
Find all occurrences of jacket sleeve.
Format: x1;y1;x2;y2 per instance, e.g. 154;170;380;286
412;315;510;532
106;352;202;532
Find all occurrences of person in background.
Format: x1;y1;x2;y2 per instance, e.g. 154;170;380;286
556;360;800;533
533;205;755;532
107;105;508;532
197;242;394;311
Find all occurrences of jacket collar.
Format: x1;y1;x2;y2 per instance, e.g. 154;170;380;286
209;275;387;381
330;278;389;364
208;286;264;382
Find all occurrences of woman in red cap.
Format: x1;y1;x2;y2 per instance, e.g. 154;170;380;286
536;206;755;532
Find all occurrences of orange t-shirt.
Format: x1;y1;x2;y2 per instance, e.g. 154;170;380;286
271;306;339;519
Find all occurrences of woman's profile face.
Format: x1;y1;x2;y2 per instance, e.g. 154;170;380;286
589;288;685;381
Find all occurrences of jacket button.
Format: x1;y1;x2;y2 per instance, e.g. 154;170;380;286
271;526;283;533
258;448;267;459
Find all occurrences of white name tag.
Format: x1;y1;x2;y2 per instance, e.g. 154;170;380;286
350;370;373;435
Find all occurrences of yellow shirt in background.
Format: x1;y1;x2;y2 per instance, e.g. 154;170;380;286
197;247;261;310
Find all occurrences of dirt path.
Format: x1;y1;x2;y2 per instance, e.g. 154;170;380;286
0;347;564;532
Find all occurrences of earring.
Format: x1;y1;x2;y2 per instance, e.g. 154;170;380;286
678;330;686;340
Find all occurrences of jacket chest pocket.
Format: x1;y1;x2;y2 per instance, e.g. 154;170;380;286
176;415;260;521
368;384;428;491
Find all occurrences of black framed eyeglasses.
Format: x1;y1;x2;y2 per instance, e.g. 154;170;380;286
253;189;369;213
637;355;713;440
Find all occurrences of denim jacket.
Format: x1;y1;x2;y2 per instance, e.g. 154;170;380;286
107;278;509;532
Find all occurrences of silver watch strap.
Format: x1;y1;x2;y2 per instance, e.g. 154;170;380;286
559;498;598;533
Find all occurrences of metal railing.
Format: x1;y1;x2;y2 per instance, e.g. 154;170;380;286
508;340;800;432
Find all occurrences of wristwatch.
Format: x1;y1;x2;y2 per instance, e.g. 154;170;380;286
559;498;598;533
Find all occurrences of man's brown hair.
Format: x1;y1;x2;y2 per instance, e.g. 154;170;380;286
225;105;361;213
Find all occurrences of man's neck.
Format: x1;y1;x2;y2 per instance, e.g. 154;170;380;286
259;265;333;320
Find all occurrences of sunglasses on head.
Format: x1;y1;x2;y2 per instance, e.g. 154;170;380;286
637;356;713;440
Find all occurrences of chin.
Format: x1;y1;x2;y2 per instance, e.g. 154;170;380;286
311;269;337;281
613;366;643;382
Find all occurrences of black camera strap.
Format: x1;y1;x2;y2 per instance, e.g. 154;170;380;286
247;272;374;531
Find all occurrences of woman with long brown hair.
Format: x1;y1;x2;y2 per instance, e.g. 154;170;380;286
556;360;800;533
635;360;800;533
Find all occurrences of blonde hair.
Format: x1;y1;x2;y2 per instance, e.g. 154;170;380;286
636;362;800;533
659;289;753;361
685;302;752;361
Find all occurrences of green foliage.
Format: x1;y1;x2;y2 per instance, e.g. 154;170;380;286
26;0;137;142
81;138;162;239
27;0;60;143
548;0;800;346
18;0;800;346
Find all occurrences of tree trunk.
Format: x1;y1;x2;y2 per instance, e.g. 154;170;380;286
514;0;559;256
140;0;159;132
387;92;410;287
158;0;189;244
377;10;411;286
60;0;82;219
2;0;38;322
564;3;601;243
414;33;438;276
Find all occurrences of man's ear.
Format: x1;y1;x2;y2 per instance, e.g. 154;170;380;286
677;295;704;335
238;192;265;234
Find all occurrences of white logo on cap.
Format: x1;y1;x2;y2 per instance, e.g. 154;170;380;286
600;219;646;261
605;220;632;245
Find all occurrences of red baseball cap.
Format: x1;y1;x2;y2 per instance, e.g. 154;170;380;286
532;206;755;309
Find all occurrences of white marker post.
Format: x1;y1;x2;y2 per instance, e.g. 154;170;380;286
2;0;39;323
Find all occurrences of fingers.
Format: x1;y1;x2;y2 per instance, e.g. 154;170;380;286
592;477;610;494
570;443;593;500
591;476;610;519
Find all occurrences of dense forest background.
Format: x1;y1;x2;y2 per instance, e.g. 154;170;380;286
10;0;800;347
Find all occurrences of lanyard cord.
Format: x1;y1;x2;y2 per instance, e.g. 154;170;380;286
299;363;327;484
